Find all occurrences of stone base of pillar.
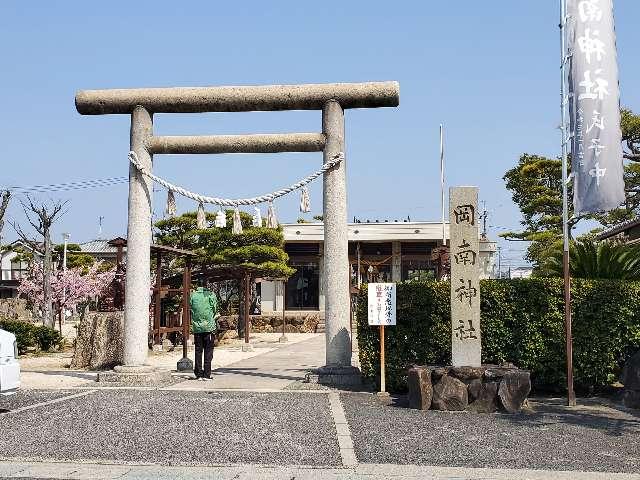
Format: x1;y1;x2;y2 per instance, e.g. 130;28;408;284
241;343;254;352
97;365;172;385
176;357;194;372
278;335;289;343
305;365;362;387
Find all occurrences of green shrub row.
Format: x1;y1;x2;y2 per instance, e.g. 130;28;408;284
356;279;640;393
0;319;63;354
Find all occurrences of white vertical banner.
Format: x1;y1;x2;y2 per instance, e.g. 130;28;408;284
567;0;625;214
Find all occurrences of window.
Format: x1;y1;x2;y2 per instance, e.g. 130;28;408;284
402;259;435;282
10;260;26;280
285;262;320;310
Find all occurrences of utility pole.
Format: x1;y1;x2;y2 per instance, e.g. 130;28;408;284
479;201;488;237
61;232;70;323
497;246;502;279
98;216;104;239
62;233;70;272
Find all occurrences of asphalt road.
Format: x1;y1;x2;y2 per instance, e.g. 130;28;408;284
341;393;640;473
1;387;640;477
0;389;340;467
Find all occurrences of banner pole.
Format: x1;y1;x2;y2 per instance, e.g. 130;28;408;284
380;325;386;394
440;124;445;246
559;0;576;407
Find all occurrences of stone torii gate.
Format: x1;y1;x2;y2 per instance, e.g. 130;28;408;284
75;81;400;384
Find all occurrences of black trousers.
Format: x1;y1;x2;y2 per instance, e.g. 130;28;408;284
194;332;214;378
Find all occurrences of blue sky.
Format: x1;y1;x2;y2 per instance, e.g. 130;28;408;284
1;1;639;269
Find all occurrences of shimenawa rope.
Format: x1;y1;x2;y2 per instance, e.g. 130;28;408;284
128;150;344;207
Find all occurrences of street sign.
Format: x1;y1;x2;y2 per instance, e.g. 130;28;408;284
368;283;396;326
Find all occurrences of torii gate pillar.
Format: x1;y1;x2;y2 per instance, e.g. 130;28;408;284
322;100;351;368
124;106;153;366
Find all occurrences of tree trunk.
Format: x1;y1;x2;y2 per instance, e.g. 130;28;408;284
237;278;245;338
42;226;53;327
0;190;10;246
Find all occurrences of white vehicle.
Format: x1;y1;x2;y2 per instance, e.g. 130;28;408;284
0;329;20;395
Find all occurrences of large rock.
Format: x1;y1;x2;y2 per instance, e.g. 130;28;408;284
467;378;482;402
0;298;32;321
432;375;468;411
449;366;485;382
621;350;640;391
407;366;432;410
71;311;124;370
498;370;531;413
430;366;451;382
467;381;499;413
484;366;517;381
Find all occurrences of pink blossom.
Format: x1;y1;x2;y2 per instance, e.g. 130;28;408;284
18;262;116;311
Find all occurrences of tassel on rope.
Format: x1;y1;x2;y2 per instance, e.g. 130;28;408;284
196;202;206;229
299;186;311;213
266;202;279;229
232;206;243;234
214;209;227;228
165;190;177;217
252;207;262;227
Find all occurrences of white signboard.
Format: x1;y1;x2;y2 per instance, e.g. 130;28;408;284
368;283;396;326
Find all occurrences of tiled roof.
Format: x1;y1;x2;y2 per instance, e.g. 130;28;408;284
79;239;119;254
596;217;640;240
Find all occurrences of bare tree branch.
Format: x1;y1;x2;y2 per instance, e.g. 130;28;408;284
11;195;68;327
8;219;40;251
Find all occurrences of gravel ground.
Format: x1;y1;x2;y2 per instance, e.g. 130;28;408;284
0;390;76;413
0;390;340;466
341;393;640;474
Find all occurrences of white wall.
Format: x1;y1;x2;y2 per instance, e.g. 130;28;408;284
261;280;276;312
1;251;19;280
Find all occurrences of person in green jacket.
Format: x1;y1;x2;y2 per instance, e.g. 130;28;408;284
190;284;219;380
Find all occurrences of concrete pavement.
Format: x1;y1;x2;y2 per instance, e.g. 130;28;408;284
3;336;640;479
1;461;639;479
168;333;325;391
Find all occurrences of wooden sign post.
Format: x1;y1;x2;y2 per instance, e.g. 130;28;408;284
368;283;396;394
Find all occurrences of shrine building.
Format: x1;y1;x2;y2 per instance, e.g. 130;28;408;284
258;220;496;314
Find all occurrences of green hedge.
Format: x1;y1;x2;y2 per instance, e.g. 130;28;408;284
0;319;63;354
356;279;640;393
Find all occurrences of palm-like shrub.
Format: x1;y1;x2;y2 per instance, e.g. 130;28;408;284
539;239;640;280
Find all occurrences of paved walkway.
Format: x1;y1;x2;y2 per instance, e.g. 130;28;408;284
169;333;325;391
17;333;322;390
1;461;638;479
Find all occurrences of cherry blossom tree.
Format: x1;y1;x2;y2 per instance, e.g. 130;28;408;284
18;262;116;324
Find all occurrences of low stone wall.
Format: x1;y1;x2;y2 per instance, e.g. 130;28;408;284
0;298;33;321
407;364;531;413
218;312;321;334
71;311;124;370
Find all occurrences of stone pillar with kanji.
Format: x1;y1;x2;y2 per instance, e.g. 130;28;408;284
449;187;481;367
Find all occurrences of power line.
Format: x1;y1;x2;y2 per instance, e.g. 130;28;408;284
3;176;128;194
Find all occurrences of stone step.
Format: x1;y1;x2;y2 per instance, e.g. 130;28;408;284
315;321;325;333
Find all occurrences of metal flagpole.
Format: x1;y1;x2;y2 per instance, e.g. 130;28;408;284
559;0;576;407
440;124;445;245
